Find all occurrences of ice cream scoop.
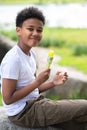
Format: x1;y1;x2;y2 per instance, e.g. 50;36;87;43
47;50;54;68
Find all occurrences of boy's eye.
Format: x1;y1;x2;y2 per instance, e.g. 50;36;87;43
26;28;43;33
27;28;33;31
37;29;43;33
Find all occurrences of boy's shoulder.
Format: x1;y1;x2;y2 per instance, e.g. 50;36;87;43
1;45;19;63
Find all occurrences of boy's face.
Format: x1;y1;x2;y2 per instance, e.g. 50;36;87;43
16;18;44;49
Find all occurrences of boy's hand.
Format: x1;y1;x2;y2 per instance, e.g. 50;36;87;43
36;69;50;85
53;72;68;86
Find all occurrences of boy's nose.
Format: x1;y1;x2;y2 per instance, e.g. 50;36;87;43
33;30;38;35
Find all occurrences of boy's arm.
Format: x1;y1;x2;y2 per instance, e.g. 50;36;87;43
38;71;68;93
38;81;55;93
2;69;50;105
2;78;40;105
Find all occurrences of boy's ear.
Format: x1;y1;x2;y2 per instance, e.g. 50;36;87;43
16;27;21;36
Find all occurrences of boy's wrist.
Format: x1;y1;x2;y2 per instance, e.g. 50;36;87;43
50;81;55;88
34;79;42;86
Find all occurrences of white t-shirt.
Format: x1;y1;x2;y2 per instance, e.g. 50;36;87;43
1;45;39;116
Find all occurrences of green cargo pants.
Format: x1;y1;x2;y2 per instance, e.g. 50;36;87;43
8;95;87;128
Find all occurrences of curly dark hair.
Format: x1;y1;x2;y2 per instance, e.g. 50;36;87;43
16;6;45;27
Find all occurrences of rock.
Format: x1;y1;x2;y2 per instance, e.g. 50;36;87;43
0;34;15;49
0;34;15;63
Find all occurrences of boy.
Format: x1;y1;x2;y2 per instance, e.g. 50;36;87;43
1;6;87;129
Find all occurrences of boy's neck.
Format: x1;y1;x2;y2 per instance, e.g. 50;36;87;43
17;43;31;56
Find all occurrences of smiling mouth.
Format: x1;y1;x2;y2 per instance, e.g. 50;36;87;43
30;38;40;41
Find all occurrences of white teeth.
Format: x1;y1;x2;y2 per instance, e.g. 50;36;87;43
31;38;38;40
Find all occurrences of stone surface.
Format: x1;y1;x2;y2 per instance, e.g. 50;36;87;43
0;34;15;63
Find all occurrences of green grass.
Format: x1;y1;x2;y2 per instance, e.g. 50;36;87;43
0;27;87;74
54;47;87;74
69;89;87;99
43;28;87;46
43;28;87;74
0;93;3;106
0;0;86;5
2;28;87;46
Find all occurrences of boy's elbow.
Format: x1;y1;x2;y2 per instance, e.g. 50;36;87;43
3;99;12;105
3;96;13;105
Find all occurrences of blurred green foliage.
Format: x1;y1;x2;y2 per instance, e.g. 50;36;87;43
0;0;86;5
0;27;87;74
69;89;87;99
72;45;87;56
0;93;3;106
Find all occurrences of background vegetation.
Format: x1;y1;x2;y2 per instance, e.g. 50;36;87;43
1;27;87;74
0;0;87;4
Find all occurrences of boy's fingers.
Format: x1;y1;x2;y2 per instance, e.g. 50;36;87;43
56;71;61;75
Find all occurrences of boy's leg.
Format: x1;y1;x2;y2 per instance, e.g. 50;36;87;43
9;96;87;128
54;120;86;130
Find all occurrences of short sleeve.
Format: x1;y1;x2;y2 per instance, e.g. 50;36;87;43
1;56;20;80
